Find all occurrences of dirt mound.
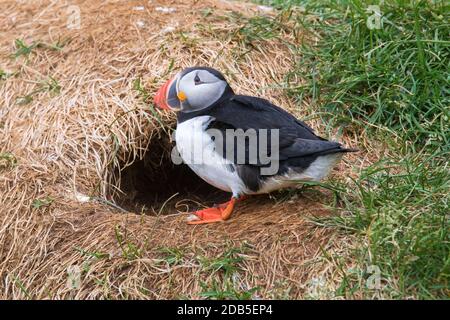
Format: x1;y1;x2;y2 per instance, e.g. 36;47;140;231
0;0;357;299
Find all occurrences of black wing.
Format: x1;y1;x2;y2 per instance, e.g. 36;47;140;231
207;95;345;165
209;95;322;147
231;95;322;140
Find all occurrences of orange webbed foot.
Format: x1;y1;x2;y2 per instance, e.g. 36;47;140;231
187;197;240;225
187;207;224;224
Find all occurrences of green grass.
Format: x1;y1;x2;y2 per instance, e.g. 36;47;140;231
0;69;14;80
199;247;245;276
232;13;284;46
154;244;258;299
157;246;185;266
114;225;143;260
287;0;449;149
12;39;38;58
16;94;34;105
197;244;259;300
199;278;258;300
42;76;61;95
0;152;17;170
313;152;448;298
31;196;54;209
16;76;62;105
132;77;168;132
258;0;449;299
13;274;32;299
74;247;111;260
12;38;69;58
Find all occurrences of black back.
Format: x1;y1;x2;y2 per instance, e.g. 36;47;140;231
177;94;355;192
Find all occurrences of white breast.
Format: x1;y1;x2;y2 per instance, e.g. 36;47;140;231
175;116;246;196
176;117;343;196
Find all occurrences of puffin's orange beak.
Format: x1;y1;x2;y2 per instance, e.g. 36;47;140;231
154;79;172;110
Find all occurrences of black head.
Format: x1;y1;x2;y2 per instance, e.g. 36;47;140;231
154;66;233;113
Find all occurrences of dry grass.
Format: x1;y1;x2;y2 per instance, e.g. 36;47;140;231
0;0;366;299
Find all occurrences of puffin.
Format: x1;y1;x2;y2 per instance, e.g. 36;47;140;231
153;67;356;224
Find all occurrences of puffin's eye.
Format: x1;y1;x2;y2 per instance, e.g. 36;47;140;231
194;75;201;85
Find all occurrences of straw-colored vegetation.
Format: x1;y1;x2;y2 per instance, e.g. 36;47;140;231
1;0;447;299
0;0;358;299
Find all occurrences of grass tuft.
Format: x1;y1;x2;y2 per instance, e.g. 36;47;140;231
199;279;258;300
287;0;449;149
0;152;17;170
12;38;69;58
0;69;14;80
12;39;38;58
16;76;61;105
157;247;185;266
114;226;142;261
197;244;259;300
32;197;54;209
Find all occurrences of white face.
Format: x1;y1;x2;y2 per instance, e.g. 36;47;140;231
177;69;228;112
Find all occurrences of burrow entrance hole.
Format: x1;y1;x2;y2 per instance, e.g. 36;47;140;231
114;134;229;215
